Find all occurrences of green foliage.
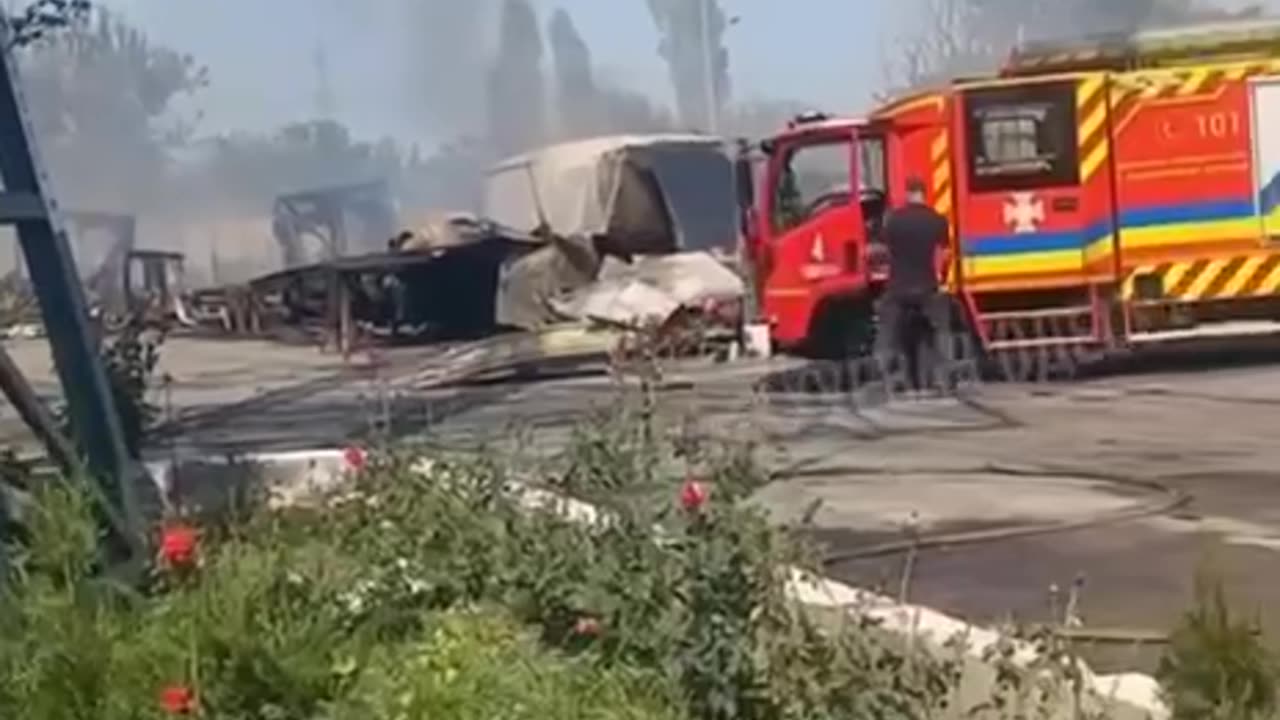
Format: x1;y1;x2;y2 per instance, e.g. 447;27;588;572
20;4;207;209
55;321;164;456
0;483;159;719
99;322;163;454
1157;570;1277;720
319;413;962;720
0;417;956;719
0;479;686;720
337;609;681;720
0;390;1153;720
5;0;92;49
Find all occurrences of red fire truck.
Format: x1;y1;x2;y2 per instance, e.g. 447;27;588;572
738;112;888;358
744;18;1280;364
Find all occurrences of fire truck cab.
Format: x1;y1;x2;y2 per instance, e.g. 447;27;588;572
738;112;894;358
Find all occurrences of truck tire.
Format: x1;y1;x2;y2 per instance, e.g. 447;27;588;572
807;296;877;360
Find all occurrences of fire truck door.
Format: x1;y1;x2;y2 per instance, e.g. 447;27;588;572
957;79;1096;287
1250;77;1280;241
761;135;863;344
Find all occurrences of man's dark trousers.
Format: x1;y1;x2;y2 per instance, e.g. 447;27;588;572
875;290;952;391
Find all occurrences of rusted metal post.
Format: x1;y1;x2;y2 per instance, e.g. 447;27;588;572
0;341;75;471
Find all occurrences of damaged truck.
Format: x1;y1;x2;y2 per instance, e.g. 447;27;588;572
246;133;747;355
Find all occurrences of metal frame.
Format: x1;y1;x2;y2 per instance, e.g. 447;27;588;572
272;180;396;269
1248;75;1280;244
0;30;146;568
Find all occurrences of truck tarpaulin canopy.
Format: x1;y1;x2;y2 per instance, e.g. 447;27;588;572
484;134;741;330
481;134;736;255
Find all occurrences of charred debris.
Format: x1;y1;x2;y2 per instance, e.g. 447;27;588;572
8;134;750;367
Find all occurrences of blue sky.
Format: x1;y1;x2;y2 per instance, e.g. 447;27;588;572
100;0;893;146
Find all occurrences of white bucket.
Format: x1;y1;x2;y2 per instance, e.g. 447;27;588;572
743;323;772;358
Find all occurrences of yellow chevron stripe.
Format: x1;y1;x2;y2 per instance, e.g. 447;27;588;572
932;162;950;190
1221;255;1265;297
1161;262;1193;293
1080;142;1109;182
1120;256;1280;301
1079;103;1107;146
931;133;947;162
934;192;951;217
1140;84;1165;99
1077;75;1105;108
1183;258;1229;300
1257;260;1280;295
1176;68;1212;96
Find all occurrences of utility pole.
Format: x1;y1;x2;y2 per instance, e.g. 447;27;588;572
313;44;335;121
700;0;718;134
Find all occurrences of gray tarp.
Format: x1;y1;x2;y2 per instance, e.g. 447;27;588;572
482;134;737;255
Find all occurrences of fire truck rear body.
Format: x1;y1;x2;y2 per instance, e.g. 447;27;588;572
873;19;1280;357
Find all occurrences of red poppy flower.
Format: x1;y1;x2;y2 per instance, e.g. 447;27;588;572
158;523;198;569
573;616;601;637
679;479;709;513
159;684;196;715
343;446;368;472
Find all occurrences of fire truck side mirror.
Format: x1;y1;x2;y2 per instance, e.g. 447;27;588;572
733;149;756;236
733;151;754;208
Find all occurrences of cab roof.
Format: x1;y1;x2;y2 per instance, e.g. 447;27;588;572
1004;16;1280;75
769;111;865;143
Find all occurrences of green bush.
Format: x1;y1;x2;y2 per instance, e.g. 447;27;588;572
0;482;685;719
336;609;681;720
1157;569;1277;720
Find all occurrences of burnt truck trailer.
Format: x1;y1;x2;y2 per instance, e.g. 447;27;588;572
249;134;744;352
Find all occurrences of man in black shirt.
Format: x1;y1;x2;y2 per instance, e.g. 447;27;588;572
876;176;952;391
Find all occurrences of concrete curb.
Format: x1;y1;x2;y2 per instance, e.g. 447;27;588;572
147;448;1169;720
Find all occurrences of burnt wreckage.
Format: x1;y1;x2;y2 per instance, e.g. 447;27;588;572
250;134;745;349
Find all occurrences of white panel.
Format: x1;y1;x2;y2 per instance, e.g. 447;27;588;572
1250;78;1280;239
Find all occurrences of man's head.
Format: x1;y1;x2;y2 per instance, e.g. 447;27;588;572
905;176;927;205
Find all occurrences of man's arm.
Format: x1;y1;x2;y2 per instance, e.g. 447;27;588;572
933;212;952;282
934;212;950;247
878;208;899;246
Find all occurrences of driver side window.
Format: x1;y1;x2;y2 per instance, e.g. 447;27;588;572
771;138;853;235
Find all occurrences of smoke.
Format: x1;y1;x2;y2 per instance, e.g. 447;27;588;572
886;0;1271;89
547;8;599;138
969;0;1268;46
5;0;746;284
644;0;731;131
546;7;675;139
487;0;548;157
398;0;500;139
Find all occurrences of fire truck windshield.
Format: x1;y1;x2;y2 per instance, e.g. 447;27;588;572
771;137;853;234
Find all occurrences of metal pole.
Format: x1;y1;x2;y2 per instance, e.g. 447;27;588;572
701;0;718;134
0;341;75;472
0;31;148;560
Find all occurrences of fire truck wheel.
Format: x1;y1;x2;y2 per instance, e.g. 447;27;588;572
807;297;877;361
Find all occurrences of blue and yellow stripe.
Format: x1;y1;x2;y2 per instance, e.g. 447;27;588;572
965;181;1280;298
